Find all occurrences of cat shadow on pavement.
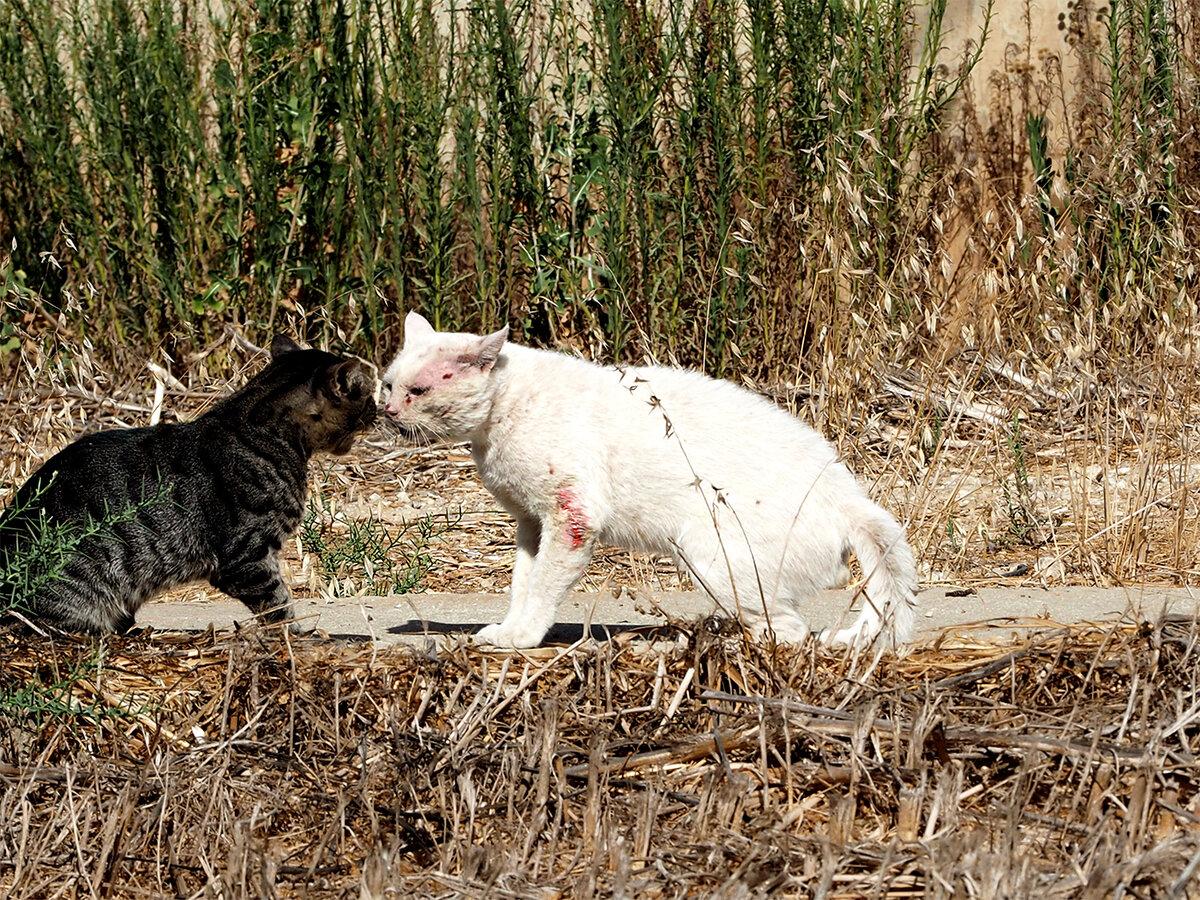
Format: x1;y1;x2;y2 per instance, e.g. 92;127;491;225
387;619;646;644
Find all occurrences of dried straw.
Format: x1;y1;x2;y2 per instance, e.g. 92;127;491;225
3;615;1199;899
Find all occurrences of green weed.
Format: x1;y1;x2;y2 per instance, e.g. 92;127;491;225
299;496;459;596
0;0;1193;401
0;0;988;370
1;476;171;619
1002;414;1043;547
0;645;135;724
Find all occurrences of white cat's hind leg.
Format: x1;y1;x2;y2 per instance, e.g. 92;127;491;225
824;607;880;650
748;603;812;645
674;526;812;644
823;511;918;653
823;591;912;652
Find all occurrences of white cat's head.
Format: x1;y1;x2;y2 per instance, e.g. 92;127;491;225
380;311;509;443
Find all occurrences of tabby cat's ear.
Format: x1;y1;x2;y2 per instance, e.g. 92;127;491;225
270;334;303;358
327;358;368;400
404;311;435;345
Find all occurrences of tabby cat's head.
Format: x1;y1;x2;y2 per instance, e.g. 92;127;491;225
267;335;378;456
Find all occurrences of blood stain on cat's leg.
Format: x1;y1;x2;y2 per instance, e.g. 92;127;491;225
556;487;589;549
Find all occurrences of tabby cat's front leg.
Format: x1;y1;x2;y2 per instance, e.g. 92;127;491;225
212;550;308;633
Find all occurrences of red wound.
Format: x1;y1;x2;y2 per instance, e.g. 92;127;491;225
557;488;588;549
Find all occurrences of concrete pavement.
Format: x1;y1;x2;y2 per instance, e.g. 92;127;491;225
135;584;1200;645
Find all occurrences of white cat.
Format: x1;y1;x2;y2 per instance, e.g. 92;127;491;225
381;312;917;651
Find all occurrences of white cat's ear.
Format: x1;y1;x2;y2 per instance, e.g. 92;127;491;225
270;334;303;358
404;311;435;345
473;326;508;372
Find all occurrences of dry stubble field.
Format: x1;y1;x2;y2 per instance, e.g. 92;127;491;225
3;336;1200;898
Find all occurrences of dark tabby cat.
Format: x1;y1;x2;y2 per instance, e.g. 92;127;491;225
0;336;376;635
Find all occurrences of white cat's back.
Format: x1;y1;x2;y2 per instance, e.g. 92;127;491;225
617;363;841;473
618;365;870;540
480;346;861;537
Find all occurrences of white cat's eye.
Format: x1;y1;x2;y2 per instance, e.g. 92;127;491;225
409;385;429;397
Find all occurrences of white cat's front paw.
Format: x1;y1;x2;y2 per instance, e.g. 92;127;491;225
474;622;544;650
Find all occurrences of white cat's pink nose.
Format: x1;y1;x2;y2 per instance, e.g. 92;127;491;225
383;401;398;418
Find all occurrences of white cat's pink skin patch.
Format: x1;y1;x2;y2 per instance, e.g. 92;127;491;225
385;356;463;417
556;487;589;549
410;358;462;395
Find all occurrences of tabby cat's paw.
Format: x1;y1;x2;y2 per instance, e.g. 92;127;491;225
288;618;316;636
474;622;543;650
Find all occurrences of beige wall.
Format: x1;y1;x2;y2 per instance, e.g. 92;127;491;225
917;0;1091;198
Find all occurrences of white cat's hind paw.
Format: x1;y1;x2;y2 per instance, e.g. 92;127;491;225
474;622;544;650
824;622;871;648
749;611;811;645
823;619;899;652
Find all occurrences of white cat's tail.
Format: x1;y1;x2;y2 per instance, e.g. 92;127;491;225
829;507;918;653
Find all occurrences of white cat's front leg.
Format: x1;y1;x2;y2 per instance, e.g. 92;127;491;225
508;515;540;606
476;516;540;646
475;489;593;649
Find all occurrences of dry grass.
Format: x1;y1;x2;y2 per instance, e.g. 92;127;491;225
5;305;1200;899
3;616;1200;899
7;331;1200;597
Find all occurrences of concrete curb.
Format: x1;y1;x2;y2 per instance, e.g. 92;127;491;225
135;584;1200;646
